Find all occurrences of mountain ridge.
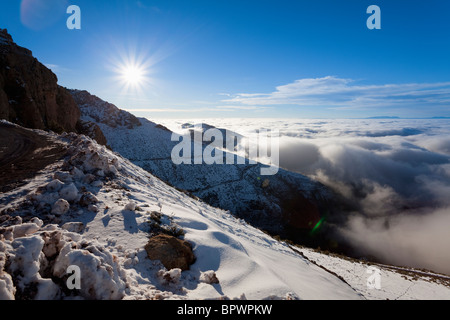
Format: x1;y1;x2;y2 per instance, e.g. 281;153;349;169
69;89;340;248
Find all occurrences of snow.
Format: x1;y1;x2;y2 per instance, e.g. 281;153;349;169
0;243;15;300
92;118;330;238
8;236;60;300
52;241;127;300
158;268;182;284
53;171;72;183
199;270;219;284
30;217;44;228
46;179;64;192
0;125;449;300
124;201;136;211
11;222;40;238
87;204;99;213
52;199;70;216
297;247;450;300
58;183;79;202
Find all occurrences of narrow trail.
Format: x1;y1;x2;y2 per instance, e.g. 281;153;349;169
0;123;67;193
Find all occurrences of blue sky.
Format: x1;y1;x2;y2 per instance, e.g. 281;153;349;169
1;0;450;119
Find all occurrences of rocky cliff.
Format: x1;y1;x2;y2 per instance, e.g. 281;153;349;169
0;29;81;133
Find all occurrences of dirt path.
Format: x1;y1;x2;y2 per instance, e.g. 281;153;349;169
0;123;67;193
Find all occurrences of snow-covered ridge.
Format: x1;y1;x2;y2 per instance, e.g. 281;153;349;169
69;89;141;129
70;90;335;246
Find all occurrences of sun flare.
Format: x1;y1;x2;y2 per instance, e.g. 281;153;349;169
109;46;160;96
111;53;153;94
120;64;145;86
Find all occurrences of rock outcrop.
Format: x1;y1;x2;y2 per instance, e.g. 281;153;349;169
76;120;108;146
0;29;80;133
145;234;196;271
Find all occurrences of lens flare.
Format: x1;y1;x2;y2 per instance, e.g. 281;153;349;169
310;217;325;235
21;0;68;30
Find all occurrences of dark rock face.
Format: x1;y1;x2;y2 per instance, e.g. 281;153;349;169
0;29;80;133
145;234;196;271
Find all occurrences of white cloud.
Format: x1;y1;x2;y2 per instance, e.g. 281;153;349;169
341;208;450;274
224;76;450;110
125;108;211;113
213;105;271;111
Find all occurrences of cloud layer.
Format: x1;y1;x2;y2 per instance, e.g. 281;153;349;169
162;118;450;274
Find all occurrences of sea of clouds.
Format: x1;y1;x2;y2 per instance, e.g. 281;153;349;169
160;118;450;275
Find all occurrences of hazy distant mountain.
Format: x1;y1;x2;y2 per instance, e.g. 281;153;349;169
366;116;400;119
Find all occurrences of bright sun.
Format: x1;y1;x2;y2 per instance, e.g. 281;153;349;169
110;51;155;94
120;64;145;86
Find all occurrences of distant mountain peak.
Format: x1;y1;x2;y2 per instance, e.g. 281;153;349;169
366;116;400;119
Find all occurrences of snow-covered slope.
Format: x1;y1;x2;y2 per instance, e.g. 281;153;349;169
1;122;448;300
70;90;335;246
296;247;450;300
0;121;359;300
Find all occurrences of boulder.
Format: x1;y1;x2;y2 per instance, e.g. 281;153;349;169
78;192;99;207
144;234;195;271
200;270;220;284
